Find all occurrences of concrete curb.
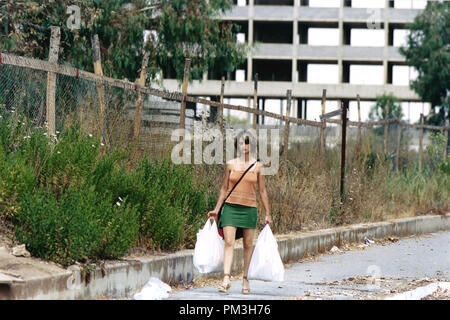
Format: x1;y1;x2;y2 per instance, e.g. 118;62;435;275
1;213;449;299
385;282;450;300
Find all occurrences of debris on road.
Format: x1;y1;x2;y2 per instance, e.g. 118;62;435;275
387;236;399;243
330;246;342;253
421;286;450;300
133;277;172;300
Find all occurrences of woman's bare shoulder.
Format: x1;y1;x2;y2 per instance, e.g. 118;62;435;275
225;159;236;171
255;161;264;173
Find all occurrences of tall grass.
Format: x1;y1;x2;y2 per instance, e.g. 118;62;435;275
261;129;450;233
1;107;448;266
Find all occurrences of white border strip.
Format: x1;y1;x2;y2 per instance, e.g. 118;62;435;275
385;282;450;300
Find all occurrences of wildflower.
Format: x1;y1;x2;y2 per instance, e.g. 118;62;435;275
88;133;93;137
116;202;121;207
92;144;95;148
118;196;123;202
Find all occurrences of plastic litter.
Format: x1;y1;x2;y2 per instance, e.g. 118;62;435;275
193;219;225;273
364;237;375;245
248;225;284;282
133;277;171;300
330;246;342;253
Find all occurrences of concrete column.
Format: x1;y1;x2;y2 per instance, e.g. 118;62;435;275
338;0;344;83
383;0;390;85
292;0;299;83
247;0;254;81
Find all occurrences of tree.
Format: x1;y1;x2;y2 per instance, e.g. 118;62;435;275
369;93;404;122
399;1;449;125
0;0;248;85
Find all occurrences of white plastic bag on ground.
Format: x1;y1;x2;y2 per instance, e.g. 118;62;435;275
133;277;171;300
248;225;284;282
193;219;225;273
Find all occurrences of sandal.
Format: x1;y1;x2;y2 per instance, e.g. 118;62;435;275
242;276;250;294
218;274;231;293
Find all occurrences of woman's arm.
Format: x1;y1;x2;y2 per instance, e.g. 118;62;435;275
257;163;272;225
207;163;231;220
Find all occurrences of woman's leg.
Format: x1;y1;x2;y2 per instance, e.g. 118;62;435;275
242;228;255;291
222;226;236;286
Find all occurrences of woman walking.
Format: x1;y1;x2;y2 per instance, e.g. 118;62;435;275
208;130;272;294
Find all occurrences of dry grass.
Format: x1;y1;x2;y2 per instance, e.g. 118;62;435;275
60;104;449;236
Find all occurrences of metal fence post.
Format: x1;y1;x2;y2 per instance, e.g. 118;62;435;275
133;50;150;142
253;73;258;130
320;89;326;155
46;26;60;148
419;113;424;171
219;77;225;134
282;90;292;163
340;99;348;204
92;34;109;151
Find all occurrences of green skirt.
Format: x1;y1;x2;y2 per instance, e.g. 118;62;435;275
220;202;257;230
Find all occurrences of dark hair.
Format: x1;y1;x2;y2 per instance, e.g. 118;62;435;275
234;130;257;155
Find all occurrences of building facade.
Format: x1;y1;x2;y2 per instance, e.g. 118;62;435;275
157;0;430;123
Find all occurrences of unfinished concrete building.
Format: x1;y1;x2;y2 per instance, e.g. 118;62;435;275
157;0;429;124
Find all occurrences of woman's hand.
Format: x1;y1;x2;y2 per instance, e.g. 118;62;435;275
207;209;218;221
265;214;272;225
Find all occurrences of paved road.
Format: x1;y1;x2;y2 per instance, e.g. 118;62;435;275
168;231;450;300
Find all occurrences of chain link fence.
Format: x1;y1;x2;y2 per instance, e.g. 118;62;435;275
0;58;448;173
1;51;449;236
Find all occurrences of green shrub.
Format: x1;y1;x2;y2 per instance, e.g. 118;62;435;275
0;113;38;219
131;157;215;250
439;159;450;175
66;138;215;251
13;185;139;266
0;110;220;262
424;131;450;175
39;123;100;191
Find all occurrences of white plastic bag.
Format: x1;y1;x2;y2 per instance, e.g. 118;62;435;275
133;277;171;300
248;225;284;282
193;219;225;273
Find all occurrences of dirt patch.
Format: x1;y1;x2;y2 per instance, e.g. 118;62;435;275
170;271;253;293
